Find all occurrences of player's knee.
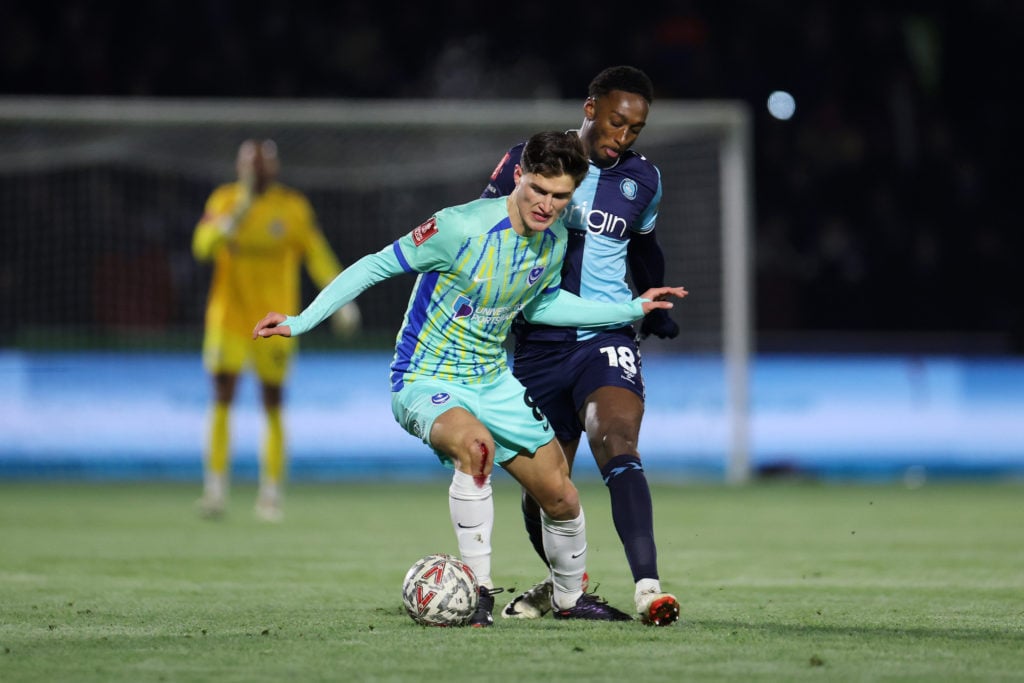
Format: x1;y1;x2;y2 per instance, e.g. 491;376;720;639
261;383;283;408
213;374;238;403
534;477;580;521
589;429;639;464
454;432;495;477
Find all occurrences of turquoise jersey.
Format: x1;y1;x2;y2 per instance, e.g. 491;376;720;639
282;196;646;390
388;198;564;389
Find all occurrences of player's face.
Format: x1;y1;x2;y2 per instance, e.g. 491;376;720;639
580;90;649;169
510;167;576;235
236;139;280;193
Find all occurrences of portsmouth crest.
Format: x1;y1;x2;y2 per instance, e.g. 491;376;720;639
527;266;544;285
453;295;474;319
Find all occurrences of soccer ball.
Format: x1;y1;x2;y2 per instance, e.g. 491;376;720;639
401;553;479;627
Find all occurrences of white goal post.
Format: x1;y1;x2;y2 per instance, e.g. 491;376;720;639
0;96;753;483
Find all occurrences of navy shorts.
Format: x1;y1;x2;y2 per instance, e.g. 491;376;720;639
511;329;645;442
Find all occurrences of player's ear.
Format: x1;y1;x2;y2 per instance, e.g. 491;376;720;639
512;165;523;185
583;97;596;121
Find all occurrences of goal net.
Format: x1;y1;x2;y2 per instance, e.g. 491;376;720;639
0;97;753;481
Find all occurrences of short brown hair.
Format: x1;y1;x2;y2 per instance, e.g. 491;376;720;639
519;131;589;188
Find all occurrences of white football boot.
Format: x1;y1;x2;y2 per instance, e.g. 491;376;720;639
502;572;589;619
634;579;681;626
254;482;283;523
195;472;227;519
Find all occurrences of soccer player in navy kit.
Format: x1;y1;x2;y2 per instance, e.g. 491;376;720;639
482;66;682;626
253;131;688;626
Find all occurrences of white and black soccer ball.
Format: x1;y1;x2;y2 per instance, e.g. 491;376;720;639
401;553;478;627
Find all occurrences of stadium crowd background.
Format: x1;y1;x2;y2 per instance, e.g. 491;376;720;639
1;1;1020;353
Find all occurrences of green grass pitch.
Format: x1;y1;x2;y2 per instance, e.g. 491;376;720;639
1;478;1022;682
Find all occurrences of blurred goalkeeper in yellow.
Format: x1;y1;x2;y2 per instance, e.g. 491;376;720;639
192;139;360;522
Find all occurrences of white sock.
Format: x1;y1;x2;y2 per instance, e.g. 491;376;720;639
635;578;662;597
449;469;494;589
542;509;587;610
204;472;227;500
258;480;280;503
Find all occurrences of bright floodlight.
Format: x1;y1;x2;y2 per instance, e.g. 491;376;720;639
767;90;796;120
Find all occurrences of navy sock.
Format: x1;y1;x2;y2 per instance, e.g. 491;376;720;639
601;454;658;583
522;494;549;568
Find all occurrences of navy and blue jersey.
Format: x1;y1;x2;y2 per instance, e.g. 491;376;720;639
482;137;662;343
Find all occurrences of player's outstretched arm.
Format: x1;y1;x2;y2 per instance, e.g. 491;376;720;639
524;285;686;328
253;312;291;339
637;286;688;315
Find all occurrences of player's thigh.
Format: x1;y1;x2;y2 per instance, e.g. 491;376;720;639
392;380;491;469
583;385;645;433
251;335;293;385
513;342;584;443
392;374;556;468
571;333;647;416
429;406;488;457
503;438;578;519
569;331;647;428
481;372;557;465
203;327;250;375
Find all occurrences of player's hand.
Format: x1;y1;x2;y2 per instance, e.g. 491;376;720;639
640;309;680;340
637;286;688;315
236;174;255;214
253;312;291;339
330;301;361;339
222;176;255;236
234;152;257;214
238;145;257;196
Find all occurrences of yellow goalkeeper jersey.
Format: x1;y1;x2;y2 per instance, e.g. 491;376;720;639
193;181;341;334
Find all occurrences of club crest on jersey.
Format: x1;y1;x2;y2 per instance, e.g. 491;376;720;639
453;295;474;319
527;267;544;285
619;178;638;200
412;217;438;245
430;393;451;405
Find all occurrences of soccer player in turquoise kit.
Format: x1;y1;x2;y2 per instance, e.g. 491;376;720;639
254;131;687;626
482;66;682;625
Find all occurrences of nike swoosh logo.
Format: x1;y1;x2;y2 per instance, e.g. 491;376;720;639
472;275;493;283
570;544;588;559
457;522;484;529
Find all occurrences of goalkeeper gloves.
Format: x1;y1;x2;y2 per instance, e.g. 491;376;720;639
330;301;362;339
639;309;679;340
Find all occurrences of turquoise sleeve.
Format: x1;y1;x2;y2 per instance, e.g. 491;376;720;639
522;289;646;328
284;244;405;336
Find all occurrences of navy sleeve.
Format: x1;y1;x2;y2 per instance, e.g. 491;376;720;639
629;228;680;339
627;228;666;292
480;143;525;198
